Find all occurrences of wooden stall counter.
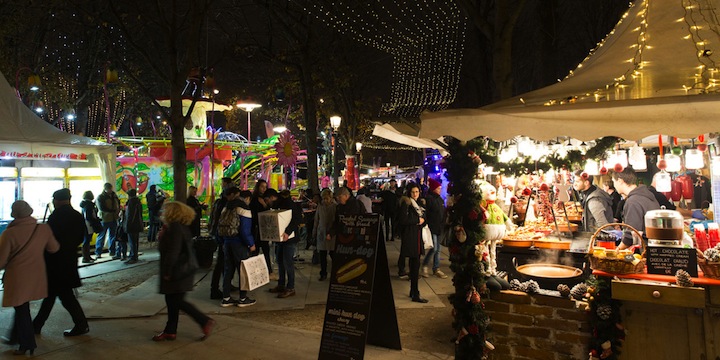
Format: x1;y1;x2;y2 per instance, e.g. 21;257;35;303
593;270;720;359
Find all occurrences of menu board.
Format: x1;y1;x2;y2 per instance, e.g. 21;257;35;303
318;214;401;360
647;246;698;277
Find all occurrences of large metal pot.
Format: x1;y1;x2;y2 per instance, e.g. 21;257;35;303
644;208;683;242
511;258;587;289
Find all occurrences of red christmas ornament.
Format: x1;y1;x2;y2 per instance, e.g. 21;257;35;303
599;167;608;175
698;144;708;152
510;196;518;204
539;183;549;192
581;172;589;180
522;188;532;196
613;163;624;172
657;159;667;170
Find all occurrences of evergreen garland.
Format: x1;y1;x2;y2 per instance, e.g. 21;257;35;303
444;138;492;359
586;276;625;360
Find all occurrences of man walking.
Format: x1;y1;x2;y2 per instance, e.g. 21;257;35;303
33;189;89;336
95;182;120;258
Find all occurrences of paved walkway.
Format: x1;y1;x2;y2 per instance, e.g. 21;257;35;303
0;239;455;359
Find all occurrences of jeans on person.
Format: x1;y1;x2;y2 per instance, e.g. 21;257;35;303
277;242;296;289
148;217;159;242
96;220;117;256
223;240;250;299
163;292;210;334
422;233;440;271
127;232;140;260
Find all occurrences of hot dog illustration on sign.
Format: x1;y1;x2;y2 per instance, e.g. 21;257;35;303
336;258;368;284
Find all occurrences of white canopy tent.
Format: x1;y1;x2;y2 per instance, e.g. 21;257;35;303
0;71;116;184
372;122;447;155
419;0;720;142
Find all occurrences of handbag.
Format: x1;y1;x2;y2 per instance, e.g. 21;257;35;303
240;254;270;291
172;236;199;280
422;225;434;250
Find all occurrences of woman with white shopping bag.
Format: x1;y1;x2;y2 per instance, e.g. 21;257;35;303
219;188;257;308
398;183;429;303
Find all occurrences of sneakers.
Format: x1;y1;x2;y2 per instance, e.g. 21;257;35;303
277;288;296;298
421;266;430;278
124;259;138;264
221;298;239;307
201;319;216;341
112;255;121;260
434;269;448;279
398;273;409;280
81;258;95;264
237;297;257;307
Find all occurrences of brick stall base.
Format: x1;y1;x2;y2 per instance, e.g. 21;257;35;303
484;290;591;360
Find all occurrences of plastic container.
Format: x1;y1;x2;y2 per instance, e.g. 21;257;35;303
709;223;720;248
695;224;710;251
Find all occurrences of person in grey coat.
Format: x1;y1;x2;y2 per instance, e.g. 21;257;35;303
573;170;614;232
0;201;59;355
611;167;661;250
313;189;337;281
153;201;215;342
124;189;143;264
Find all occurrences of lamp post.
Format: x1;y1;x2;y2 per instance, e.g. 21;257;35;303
236;101;262;143
356;142;363;186
330;115;342;189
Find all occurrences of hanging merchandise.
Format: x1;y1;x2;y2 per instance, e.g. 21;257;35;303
654;171;672;193
628;144;647;171
664;154;682;173
685;149;704;169
676;174;694;199
584;159;599;176
670;180;682;202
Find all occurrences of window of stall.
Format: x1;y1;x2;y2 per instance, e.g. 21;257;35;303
20;167;65;220
0;167;18;220
68;167;104;211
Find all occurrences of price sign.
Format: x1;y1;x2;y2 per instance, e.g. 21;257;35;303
647;246;698;277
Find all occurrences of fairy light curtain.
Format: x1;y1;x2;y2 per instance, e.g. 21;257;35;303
306;1;466;118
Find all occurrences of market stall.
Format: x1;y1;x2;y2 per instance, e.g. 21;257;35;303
0;71;115;220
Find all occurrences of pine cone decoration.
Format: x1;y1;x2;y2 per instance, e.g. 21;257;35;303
525;280;540;294
557;284;571;298
570;283;588;301
509;279;522;291
596;304;612;320
676;269;694;287
704;247;720;262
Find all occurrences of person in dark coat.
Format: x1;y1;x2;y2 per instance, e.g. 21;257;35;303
397;183;428;303
421;179;448;279
80;191;101;263
379;179;399;241
153;201;215;341
33;188;90;337
124;189;143;264
208;178;234;299
186;185;207;237
146;185;164;243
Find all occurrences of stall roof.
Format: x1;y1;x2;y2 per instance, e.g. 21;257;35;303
372;122;447;155
419;0;720;142
0;71;115;182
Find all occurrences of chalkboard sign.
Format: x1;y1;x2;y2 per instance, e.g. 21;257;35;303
318;214;401;360
646;246;698;277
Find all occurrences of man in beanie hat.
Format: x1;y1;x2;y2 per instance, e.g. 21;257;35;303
33;189;90;337
422;178;448;279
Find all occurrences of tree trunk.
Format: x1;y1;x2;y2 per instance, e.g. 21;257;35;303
299;63;319;194
170;90;187;203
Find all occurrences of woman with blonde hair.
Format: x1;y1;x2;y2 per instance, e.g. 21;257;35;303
153;201;215;341
313;189;337;281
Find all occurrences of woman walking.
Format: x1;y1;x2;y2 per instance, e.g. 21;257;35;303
397;183;429;303
80;191;101;263
313;189;337;281
153;201;215;341
0;201;60;354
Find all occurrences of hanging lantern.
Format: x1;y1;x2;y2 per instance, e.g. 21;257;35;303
629;144;647;170
584;159;599;175
517;137;533;155
685;149;704;169
105;68;119;83
612;150;628;169
654;171;672;192
664;154;682;172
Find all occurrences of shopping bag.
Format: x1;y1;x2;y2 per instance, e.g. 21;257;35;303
422;225;434;250
240;255;270;291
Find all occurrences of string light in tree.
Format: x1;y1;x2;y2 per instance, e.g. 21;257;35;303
305;0;466;118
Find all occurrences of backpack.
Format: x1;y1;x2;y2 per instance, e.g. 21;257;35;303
217;207;240;237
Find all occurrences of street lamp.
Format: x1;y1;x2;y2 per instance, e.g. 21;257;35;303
329;116;342;189
355;142;363;182
236;101;262;142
